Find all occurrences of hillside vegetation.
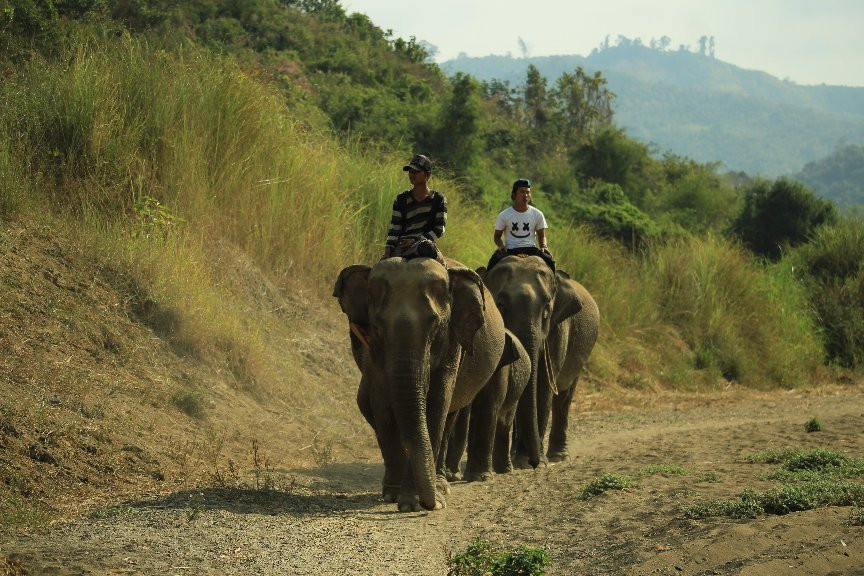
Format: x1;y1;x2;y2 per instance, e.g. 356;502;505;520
442;43;864;180
2;0;864;532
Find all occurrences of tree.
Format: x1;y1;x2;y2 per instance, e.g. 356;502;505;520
433;72;482;172
550;67;614;147
730;178;838;260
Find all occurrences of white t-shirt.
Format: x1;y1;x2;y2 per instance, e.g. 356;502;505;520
495;205;548;249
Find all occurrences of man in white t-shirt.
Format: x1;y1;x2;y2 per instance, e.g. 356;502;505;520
487;179;556;271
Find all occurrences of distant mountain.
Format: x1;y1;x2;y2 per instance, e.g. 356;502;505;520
794;144;864;209
441;45;864;179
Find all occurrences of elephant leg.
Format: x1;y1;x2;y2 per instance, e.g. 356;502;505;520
367;383;404;502
547;382;577;462
427;368;456;505
436;411;457;493
536;368;554;460
444;406;469;481
464;379;502;482
493;409;515;474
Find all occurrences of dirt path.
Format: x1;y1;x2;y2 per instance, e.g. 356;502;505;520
3;387;863;576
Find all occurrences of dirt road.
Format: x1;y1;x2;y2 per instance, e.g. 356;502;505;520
3;387;863;576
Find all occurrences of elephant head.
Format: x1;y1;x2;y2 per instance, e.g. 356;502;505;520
478;255;583;467
333;258;490;510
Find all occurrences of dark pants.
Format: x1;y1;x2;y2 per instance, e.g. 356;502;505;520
487;247;555;271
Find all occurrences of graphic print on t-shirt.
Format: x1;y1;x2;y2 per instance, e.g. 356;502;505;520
511;221;531;238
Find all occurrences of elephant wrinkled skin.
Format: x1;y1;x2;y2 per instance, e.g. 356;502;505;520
333;257;507;511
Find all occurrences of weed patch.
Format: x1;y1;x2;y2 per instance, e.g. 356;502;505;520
579;473;634;500
641;464;689;477
805;417;823;432
447;538;549;576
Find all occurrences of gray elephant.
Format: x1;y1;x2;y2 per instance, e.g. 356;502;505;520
332;257;508;511
443;328;531;481
479;255;599;466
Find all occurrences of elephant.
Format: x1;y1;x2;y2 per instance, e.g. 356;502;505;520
332;256;509;511
479;254;599;466
443;328;531;481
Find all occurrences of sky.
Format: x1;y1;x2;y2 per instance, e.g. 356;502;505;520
342;0;864;87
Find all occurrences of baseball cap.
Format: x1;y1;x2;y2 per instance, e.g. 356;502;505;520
512;178;531;193
403;154;432;172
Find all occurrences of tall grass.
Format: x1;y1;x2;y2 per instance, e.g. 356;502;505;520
0;31;832;395
792;218;864;367
645;235;822;387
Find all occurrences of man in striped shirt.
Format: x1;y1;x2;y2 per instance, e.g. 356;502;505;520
382;154;448;261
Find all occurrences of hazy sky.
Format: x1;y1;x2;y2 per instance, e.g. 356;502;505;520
343;0;864;87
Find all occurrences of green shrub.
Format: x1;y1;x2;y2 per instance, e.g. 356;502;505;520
805;417;823;432
730;177;837;261
579;472;634;500
447;538;549;576
792;218;864;367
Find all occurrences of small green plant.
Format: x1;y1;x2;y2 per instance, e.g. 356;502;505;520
641;464;690;477
805;417;823;432
447;538;549;576
848;507;864;527
132;195;183;239
186;491;205;522
696;471;722;483
579;473;634;500
171;389;204;419
312;438;334;468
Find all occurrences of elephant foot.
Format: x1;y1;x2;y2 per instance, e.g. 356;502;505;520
436;474;451;495
444;468;463;482
512;452;547;469
382;484;400;503
493;461;513;475
464;470;495;483
547;449;570;463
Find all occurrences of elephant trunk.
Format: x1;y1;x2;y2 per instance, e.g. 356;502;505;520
511;328;543;468
389;356;438;510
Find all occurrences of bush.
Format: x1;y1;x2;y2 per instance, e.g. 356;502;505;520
791;218;864;367
447;538;549;576
730;177;837;261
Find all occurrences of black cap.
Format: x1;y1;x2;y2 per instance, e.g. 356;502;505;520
512;178;531;193
403;154;432;172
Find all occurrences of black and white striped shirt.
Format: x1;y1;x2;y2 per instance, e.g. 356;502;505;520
386;190;447;247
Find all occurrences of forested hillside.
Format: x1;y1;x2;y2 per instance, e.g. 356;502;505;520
442;42;864;179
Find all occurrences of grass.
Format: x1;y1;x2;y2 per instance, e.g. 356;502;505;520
579;473;634;500
684;447;864;519
641;464;690;477
447;538;549;576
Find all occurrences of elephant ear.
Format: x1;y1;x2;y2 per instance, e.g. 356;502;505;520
448;267;486;355
550;272;583;327
496;329;522;370
332;264;371;326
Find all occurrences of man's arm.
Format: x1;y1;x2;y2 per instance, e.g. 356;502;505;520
493;229;506;252
383;197;403;258
536;228;549;253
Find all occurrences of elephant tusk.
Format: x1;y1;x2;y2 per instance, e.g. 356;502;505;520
350;322;370;349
